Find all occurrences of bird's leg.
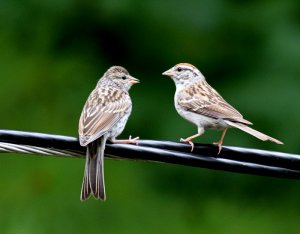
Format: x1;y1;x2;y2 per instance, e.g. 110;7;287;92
111;135;139;145
180;129;204;152
213;128;228;155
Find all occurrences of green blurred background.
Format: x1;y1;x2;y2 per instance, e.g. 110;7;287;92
0;0;300;233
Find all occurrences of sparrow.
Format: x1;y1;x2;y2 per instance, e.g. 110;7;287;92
79;66;139;201
162;63;283;154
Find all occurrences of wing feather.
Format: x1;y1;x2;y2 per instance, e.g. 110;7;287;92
178;81;252;125
79;86;131;146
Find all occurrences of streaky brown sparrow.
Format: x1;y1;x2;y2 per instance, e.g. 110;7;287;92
163;63;283;154
79;66;139;201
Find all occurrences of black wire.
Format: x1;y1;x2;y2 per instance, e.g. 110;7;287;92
0;129;300;180
139;140;300;171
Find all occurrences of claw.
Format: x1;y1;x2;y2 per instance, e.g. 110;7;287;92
128;135;139;145
213;141;222;155
180;138;194;152
213;128;227;155
111;136;139;145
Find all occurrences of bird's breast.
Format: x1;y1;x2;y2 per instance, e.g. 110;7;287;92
107;105;132;139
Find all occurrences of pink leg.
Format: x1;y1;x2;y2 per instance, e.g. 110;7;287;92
180;133;202;152
213;128;228;155
111;135;139;145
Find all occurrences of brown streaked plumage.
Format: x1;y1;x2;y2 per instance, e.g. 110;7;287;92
177;81;252;126
79;66;139;201
163;63;283;154
79;87;132;146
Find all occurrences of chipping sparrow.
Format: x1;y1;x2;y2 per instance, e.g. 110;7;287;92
163;63;283;154
79;66;139;201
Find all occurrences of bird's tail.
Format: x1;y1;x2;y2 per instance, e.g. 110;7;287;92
224;120;283;145
80;136;107;201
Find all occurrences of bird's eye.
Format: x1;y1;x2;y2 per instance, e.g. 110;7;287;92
122;76;126;80
177;67;182;72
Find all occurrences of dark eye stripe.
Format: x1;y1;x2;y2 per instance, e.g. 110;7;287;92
176;66;198;78
176;67;193;72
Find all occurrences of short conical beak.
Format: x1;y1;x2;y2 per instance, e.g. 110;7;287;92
162;68;173;77
129;76;140;84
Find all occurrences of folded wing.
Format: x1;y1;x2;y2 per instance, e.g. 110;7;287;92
178;81;252;125
79;87;131;146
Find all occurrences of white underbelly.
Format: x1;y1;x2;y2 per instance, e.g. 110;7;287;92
107;107;132;139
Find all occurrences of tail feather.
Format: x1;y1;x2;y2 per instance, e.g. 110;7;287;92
94;136;106;200
224;120;283;145
80;147;92;201
80;136;107;201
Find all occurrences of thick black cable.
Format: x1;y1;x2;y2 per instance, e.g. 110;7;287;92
0;129;299;180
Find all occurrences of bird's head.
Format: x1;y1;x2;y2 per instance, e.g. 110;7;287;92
162;63;205;87
100;66;140;91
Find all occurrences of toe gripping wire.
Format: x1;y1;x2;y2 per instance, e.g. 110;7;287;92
0;129;300;180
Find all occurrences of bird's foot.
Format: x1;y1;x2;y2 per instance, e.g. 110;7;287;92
180;138;194;152
112;136;139;145
128;135;139;144
213;141;223;155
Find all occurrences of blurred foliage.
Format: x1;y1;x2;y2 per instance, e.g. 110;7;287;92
0;0;300;233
